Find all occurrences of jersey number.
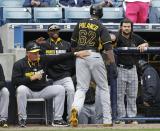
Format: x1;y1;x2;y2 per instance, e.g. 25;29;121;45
78;30;96;46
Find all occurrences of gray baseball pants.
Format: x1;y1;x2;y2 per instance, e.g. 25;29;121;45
117;66;138;118
95;86;111;124
78;104;96;124
52;77;75;119
16;84;65;121
72;51;112;124
0;87;9;121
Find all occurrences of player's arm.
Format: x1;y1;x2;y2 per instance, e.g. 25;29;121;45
99;0;113;7
71;24;79;52
103;49;115;64
100;27;115;64
101;27;118;78
132;34;149;52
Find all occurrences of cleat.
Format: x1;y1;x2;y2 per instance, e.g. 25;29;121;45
52;119;69;127
0;120;8;128
114;120;125;124
69;108;78;127
127;120;138;124
19;119;26;128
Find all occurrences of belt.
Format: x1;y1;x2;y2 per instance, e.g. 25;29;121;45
88;49;99;52
118;64;133;69
84;101;95;105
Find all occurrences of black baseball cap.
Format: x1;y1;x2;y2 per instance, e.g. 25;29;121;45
26;41;40;53
48;24;60;31
138;60;148;69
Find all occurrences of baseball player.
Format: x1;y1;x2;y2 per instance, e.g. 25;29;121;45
12;41;90;127
36;24;75;121
138;60;160;107
0;64;9;128
69;5;117;127
115;19;149;124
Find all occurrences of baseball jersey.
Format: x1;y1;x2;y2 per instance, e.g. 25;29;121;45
71;18;112;51
38;37;75;81
12;53;75;91
116;32;146;66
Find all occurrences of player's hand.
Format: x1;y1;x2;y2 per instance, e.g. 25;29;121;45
30;73;42;81
31;0;37;6
143;101;151;107
36;37;46;45
75;50;91;58
106;0;113;7
31;0;40;6
34;1;41;6
137;43;148;53
109;63;118;79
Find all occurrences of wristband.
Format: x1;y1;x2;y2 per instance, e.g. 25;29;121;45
74;52;77;56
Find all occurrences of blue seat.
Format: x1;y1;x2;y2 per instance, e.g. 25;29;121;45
152;0;160;7
2;7;32;24
102;7;124;23
33;7;63;23
50;0;58;7
0;0;24;7
64;7;90;22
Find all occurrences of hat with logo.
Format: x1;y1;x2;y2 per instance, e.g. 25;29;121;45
48;24;60;31
26;41;40;53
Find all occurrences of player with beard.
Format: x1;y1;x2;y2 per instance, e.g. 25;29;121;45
114;18;148;124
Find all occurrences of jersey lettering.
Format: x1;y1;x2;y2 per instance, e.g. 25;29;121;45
79;22;99;31
45;50;66;55
78;30;96;46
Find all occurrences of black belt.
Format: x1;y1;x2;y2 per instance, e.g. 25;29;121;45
78;48;99;52
118;64;133;69
84;101;95;105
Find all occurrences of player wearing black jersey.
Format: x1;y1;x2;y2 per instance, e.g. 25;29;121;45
12;41;90;127
36;24;75;121
69;5;117;127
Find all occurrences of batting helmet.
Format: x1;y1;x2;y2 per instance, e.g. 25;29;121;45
90;5;103;19
48;24;60;31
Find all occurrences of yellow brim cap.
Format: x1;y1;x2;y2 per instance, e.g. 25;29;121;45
28;49;40;53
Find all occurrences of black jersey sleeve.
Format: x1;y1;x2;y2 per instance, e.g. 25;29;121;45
41;52;75;65
100;26;112;51
134;34;147;46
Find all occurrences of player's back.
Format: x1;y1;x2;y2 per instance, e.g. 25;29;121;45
75;18;104;50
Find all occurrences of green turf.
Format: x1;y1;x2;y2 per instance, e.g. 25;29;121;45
0;129;160;131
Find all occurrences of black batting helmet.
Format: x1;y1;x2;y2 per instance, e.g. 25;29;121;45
90;5;103;19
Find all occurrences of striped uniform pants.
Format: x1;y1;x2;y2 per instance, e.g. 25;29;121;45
117;65;138;118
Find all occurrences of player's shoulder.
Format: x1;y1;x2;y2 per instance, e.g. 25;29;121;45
14;57;26;67
132;33;141;38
